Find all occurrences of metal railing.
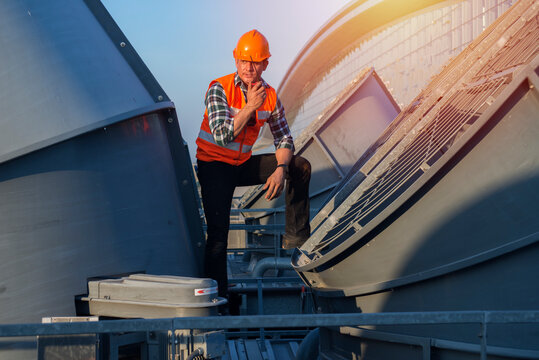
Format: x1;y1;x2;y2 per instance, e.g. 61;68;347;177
1;311;539;360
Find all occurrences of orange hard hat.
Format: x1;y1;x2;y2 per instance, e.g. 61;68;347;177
233;29;271;62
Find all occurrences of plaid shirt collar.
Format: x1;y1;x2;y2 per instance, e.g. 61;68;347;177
234;73;268;92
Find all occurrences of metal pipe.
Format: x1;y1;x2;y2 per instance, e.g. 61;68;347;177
295;328;320;360
251;257;293;277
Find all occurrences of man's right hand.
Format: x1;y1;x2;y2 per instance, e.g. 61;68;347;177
247;82;266;110
232;82;266;138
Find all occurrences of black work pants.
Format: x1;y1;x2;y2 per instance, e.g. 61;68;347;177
197;154;311;299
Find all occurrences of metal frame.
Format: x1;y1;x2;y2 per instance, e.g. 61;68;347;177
2;311;538;336
2;311;539;360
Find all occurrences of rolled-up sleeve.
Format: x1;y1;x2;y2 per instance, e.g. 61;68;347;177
268;97;294;151
205;82;235;146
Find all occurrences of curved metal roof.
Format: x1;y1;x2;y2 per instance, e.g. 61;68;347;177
277;0;446;125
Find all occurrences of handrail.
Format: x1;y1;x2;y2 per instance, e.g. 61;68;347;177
1;311;538;336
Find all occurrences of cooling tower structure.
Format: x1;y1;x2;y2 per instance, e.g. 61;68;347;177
243;0;523;245
1;0;538;359
238;68;401;241
0;0;204;324
293;0;539;358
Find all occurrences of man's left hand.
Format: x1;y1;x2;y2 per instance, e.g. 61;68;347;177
263;167;286;200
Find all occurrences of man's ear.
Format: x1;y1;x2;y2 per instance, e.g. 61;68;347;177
262;59;269;71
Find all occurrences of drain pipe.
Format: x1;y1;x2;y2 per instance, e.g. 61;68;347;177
252;257;292;277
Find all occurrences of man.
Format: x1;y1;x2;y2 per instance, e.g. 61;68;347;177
195;29;311;306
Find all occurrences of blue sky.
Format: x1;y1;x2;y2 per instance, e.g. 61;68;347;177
101;0;350;159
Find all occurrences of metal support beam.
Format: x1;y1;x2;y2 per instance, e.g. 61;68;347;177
2;311;538;337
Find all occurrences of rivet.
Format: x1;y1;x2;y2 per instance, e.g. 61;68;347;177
120;42;126;48
157;95;164;101
168;117;173;123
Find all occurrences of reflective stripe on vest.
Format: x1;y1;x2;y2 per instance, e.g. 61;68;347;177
198;129;253;153
257;110;271;120
227;107;270;120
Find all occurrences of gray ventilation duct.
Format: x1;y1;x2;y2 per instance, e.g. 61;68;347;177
0;0;204;323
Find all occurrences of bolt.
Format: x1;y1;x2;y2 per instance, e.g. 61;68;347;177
120;42;126;48
168;117;173;123
157;95;164;101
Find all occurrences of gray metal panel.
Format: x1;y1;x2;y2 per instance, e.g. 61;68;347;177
297;139;342;194
293;68;399;193
0;0;163;164
0;0;205;325
0;111;204;324
316;73;399;174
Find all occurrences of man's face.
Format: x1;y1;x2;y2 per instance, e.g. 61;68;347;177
235;59;268;85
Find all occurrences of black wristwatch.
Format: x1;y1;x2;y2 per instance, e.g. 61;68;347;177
277;164;289;174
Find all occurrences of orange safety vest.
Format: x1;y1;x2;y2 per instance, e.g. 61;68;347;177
196;73;277;165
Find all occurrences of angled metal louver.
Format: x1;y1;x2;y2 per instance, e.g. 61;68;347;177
298;0;539;260
313;76;509;254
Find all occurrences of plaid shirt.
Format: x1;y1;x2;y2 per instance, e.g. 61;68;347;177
205;73;294;151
